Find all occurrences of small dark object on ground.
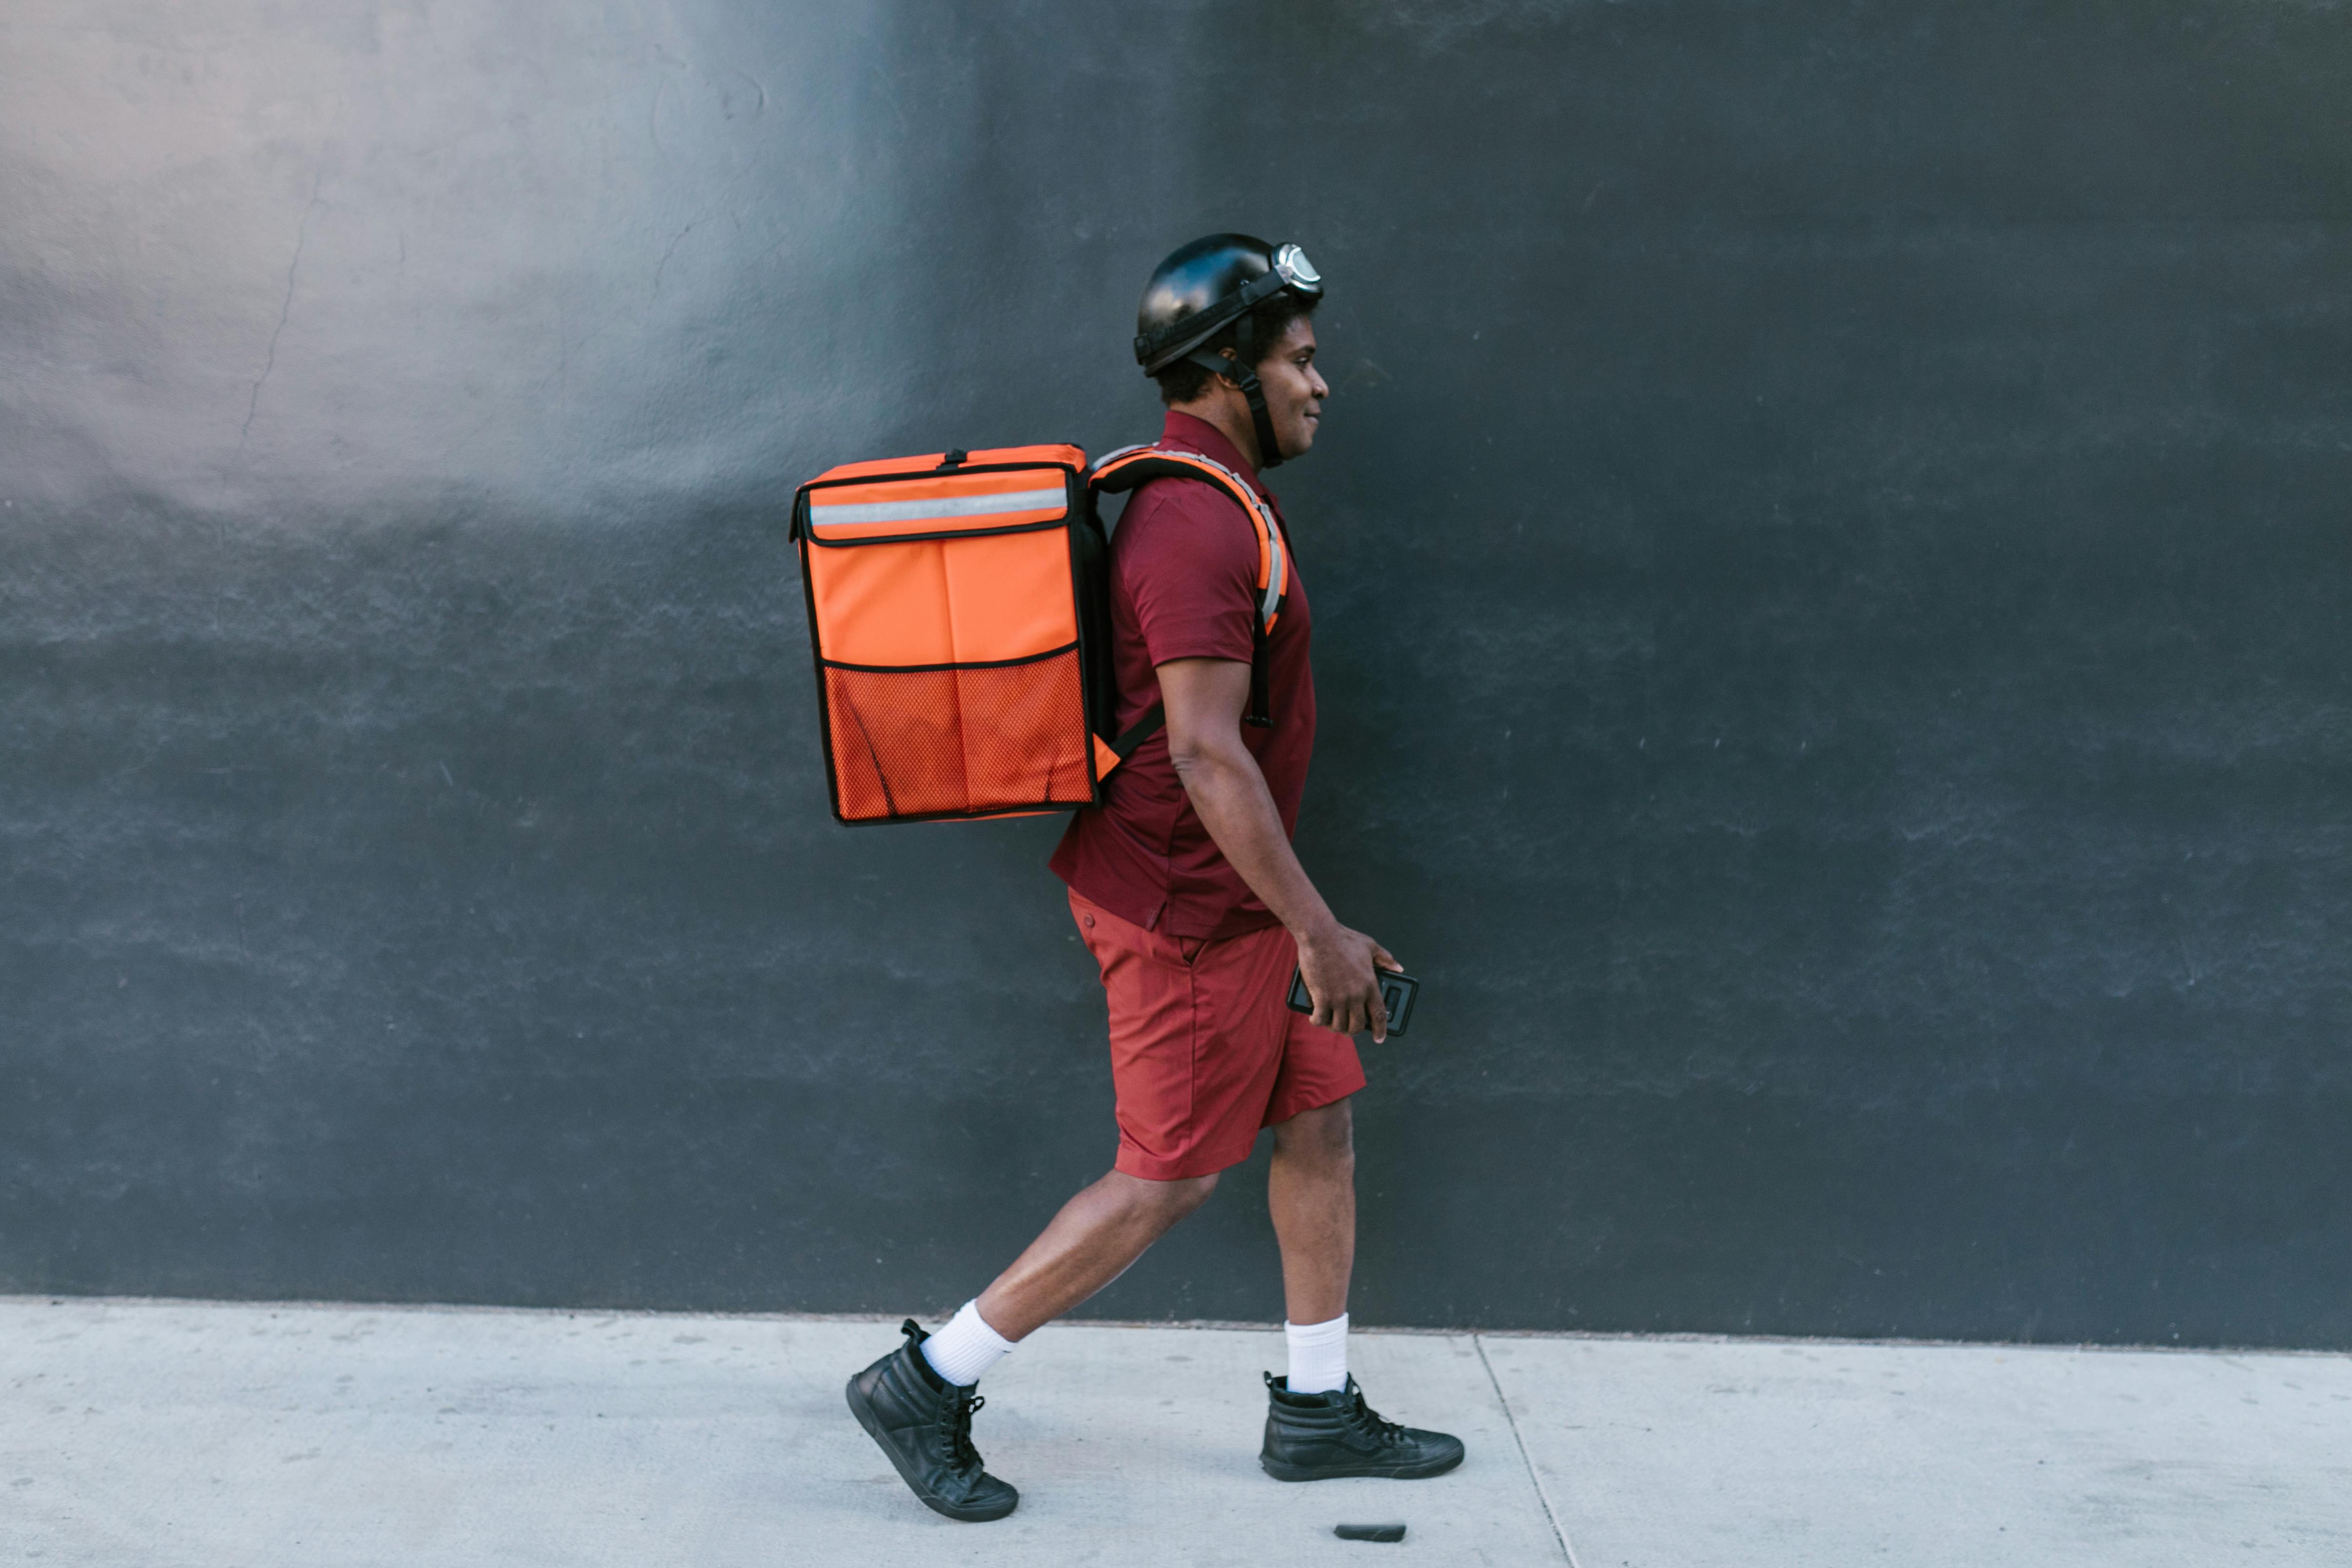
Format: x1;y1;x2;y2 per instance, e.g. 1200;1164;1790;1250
1334;1523;1408;1542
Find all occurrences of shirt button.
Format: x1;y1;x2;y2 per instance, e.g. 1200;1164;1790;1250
1082;915;1095;928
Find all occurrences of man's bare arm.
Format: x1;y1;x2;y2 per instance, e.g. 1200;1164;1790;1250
1157;656;1398;1040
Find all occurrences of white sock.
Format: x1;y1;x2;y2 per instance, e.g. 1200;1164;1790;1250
921;1300;1017;1387
1285;1313;1349;1395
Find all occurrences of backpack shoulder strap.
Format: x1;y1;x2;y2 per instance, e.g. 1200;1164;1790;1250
1089;446;1288;640
1089;444;1287;733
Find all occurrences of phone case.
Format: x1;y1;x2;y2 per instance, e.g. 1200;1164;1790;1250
1286;967;1418;1037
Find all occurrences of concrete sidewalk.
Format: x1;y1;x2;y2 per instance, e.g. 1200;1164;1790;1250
2;1298;2346;1566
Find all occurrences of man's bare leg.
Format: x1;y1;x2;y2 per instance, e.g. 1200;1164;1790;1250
851;1173;1200;1523
1268;1098;1355;1325
976;1169;1219;1341
963;1100;1350;1343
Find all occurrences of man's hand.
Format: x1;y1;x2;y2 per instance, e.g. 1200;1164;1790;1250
1296;921;1402;1043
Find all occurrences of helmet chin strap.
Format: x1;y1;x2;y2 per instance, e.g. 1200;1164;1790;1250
1187;315;1284;470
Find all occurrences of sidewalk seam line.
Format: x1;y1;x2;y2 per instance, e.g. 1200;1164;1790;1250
1474;1333;1580;1568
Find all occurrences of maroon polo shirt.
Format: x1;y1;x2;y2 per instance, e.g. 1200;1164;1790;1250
1049;411;1317;940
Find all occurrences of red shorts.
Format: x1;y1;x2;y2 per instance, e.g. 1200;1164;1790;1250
1070;889;1366;1181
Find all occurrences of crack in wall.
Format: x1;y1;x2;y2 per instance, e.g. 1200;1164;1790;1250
233;178;326;459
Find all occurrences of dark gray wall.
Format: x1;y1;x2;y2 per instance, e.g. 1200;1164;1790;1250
5;0;2348;1346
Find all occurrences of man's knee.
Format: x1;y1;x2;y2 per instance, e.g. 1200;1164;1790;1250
1272;1099;1354;1167
1113;1169;1219;1222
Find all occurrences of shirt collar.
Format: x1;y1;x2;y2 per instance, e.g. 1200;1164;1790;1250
1158;410;1270;499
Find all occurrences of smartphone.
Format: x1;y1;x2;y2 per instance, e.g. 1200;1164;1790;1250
1287;966;1419;1037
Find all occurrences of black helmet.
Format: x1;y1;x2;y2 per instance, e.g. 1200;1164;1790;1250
1133;233;1324;469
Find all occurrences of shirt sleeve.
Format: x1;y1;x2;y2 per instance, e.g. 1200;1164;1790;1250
1118;478;1260;668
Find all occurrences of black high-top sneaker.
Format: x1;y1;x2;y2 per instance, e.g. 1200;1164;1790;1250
1259;1373;1466;1481
845;1320;1019;1522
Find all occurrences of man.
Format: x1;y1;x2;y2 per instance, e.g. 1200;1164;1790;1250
845;234;1462;1522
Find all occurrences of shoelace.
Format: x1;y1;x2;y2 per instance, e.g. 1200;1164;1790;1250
1346;1388;1408;1446
939;1389;985;1469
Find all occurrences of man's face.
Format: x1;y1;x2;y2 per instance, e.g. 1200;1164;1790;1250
1255;315;1329;461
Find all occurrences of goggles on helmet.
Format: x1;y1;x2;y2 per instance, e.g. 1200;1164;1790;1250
1271;242;1322;294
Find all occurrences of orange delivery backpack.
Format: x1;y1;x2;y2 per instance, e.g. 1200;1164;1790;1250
790;440;1288;825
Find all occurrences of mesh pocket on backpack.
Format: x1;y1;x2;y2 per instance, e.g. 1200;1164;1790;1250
822;646;1093;822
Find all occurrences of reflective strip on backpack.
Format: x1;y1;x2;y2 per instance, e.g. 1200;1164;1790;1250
807;485;1067;530
1257;520;1286;629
